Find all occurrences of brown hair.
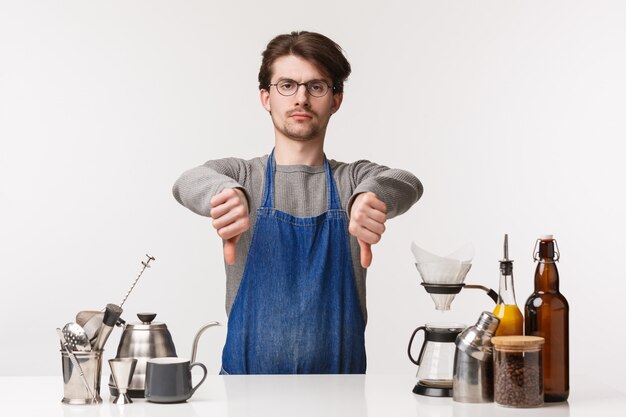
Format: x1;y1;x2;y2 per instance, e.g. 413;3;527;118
258;31;351;94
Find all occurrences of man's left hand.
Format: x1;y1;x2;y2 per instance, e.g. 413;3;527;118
349;192;387;268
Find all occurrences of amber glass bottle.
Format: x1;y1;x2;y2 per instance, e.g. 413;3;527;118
524;235;569;402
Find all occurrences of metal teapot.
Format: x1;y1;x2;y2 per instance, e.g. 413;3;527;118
109;312;220;398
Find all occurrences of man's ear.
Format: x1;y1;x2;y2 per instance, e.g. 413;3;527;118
331;92;343;114
260;89;271;113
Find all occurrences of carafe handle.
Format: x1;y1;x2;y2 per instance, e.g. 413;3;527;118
408;326;427;366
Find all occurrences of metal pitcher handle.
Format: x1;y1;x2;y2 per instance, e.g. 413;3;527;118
190;321;221;363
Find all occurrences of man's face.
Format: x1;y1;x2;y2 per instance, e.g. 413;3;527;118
260;55;342;143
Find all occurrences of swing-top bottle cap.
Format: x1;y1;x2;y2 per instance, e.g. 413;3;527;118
535;234;558;261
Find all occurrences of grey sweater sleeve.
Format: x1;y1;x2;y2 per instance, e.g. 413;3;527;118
343;160;423;218
172;158;250;217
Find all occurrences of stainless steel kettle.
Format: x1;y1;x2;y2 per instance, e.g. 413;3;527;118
109;312;220;398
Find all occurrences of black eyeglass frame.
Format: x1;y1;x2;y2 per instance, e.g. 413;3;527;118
267;79;337;97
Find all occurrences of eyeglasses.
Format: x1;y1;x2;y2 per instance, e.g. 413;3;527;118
268;79;334;97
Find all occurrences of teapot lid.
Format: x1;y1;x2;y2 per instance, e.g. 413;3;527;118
125;312;168;330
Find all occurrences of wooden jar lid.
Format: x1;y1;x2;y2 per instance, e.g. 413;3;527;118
491;335;545;347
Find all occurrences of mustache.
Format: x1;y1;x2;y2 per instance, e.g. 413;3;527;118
287;108;317;117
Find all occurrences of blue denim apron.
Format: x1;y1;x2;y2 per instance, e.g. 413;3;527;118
221;150;366;374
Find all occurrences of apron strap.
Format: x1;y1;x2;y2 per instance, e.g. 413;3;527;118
324;158;341;211
260;149;276;208
260;149;342;211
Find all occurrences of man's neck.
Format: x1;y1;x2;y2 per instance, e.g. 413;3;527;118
274;137;325;166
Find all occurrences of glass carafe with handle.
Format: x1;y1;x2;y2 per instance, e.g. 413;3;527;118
408;323;466;397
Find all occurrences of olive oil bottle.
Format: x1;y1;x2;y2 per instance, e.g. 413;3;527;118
492;234;523;336
524;235;569;402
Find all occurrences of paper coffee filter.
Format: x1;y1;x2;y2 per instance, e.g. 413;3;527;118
443;244;474;264
411;242;474;264
411;242;474;285
415;262;472;284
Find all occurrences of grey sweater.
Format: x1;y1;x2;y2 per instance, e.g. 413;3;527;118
173;155;423;321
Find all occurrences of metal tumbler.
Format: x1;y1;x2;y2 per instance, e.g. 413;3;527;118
60;350;103;404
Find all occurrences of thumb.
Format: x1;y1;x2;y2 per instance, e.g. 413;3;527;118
358;239;372;268
223;236;239;265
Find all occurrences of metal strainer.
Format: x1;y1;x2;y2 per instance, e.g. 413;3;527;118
62;322;92;352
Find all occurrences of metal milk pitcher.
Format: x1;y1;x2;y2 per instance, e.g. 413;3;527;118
453;311;500;403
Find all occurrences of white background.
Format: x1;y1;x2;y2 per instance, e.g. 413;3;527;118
1;0;625;394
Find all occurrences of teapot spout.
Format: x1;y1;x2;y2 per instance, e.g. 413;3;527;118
191;321;221;363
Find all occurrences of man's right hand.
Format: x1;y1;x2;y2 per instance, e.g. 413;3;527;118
210;188;250;265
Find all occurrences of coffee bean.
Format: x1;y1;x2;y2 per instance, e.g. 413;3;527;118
494;350;543;407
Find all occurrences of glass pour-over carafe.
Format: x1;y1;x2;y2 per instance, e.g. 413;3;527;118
408;323;466;397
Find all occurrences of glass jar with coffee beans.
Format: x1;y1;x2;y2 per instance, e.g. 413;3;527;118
492;336;545;408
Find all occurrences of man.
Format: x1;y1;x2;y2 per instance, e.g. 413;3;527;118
173;31;423;374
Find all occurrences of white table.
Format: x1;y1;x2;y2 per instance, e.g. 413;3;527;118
2;374;625;417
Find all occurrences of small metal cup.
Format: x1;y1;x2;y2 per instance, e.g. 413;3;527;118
60;350;103;405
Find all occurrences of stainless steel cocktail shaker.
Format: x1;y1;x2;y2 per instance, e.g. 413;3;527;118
452;311;499;403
